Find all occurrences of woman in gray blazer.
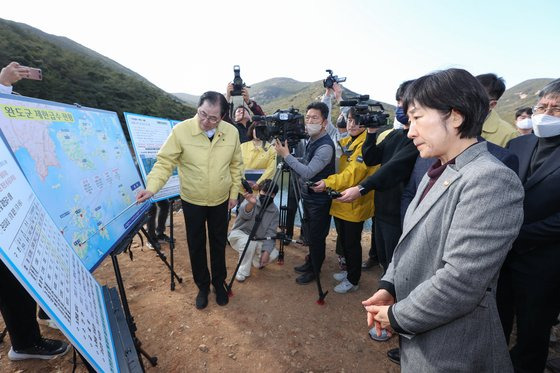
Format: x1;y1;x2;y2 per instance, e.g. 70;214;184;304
363;69;524;372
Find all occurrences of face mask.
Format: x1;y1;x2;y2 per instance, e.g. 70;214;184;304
258;194;274;208
395;106;409;125
205;128;216;137
339;131;349;139
393;118;403;130
516;118;533;130
306;123;322;136
532;114;560;138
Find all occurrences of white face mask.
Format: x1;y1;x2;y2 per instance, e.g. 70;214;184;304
306;123;322;136
516;118;533;130
205;128;217;137
393;118;404;130
532;114;560;138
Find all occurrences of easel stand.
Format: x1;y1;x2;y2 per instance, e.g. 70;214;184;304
139;217;183;290
111;218;161;370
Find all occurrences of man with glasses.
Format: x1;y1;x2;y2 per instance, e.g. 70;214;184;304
137;91;243;310
274;102;335;285
497;78;560;372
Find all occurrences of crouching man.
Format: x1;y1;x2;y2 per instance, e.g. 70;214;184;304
228;179;280;282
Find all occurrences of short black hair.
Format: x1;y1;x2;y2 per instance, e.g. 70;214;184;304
259;179;279;195
538;78;560;99
396;80;416;102
235;105;251;116
515;107;533;119
198;91;229;117
306;102;329;120
475;73;506;101
403;68;489;139
247;122;257;141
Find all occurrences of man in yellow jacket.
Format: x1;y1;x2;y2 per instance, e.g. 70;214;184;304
311;107;377;293
136;91;243;310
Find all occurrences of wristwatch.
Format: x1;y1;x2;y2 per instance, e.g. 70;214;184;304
358;185;366;196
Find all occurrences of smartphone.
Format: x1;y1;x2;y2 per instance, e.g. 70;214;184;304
22;66;42;80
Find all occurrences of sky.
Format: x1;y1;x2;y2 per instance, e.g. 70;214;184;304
2;0;559;104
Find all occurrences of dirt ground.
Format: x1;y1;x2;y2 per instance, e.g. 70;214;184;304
1;211;558;372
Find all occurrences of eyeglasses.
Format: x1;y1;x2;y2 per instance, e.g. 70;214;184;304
533;105;560;115
198;109;221;124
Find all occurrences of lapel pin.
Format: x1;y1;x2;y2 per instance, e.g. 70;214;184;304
443;180;450;186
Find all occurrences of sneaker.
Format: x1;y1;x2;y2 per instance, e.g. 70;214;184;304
368;327;390;342
334;278;358;293
362;257;379;270
146;241;161;251
295;271;315;285
8;338;70;361
333;271;347;282
37;317;59;330
235;273;247;282
294;258;312;273
156;233;175;244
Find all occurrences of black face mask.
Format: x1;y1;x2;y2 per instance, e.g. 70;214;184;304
258;194;274;208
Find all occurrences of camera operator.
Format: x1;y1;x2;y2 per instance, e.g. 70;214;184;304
226;83;265;143
338;80;418;277
310;107;377;294
274;102;335;285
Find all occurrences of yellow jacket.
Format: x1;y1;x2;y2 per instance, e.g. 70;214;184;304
240;140;277;185
146;115;243;206
482;110;518;147
324;130;378;222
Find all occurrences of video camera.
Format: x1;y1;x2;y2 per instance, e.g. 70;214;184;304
340;95;389;128
323;69;346;89
232;65;246;96
252;108;307;149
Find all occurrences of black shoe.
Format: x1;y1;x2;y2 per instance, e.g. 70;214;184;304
215;285;229;306
156;233;175;244
8;338;70;361
195;290;209;309
361;257;379;270
295;271;316;285
294;256;312;273
146;238;161;251
387;347;400;365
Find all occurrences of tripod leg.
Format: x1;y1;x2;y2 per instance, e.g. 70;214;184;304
140;227;183;283
169;199;176;291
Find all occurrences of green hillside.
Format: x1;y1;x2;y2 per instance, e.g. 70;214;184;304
0;18;195;132
495;78;554;124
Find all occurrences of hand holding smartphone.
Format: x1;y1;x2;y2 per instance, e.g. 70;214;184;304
21;66;42;80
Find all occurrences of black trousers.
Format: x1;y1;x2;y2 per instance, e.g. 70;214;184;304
333;217;364;285
497;246;560;373
367;217;378;260
0;261;41;349
302;198;331;274
181;200;228;292
374;218;401;273
147;199;170;238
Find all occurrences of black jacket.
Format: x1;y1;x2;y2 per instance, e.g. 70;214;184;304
360;129;418;226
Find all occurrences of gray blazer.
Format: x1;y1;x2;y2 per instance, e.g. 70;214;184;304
383;142;524;372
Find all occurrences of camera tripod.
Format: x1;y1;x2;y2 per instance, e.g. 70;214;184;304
226;159;329;304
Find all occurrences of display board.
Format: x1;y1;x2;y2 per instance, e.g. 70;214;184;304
0;94;150;271
0;133;119;372
124;113;180;202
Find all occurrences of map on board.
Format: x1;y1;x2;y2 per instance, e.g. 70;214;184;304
0;133;118;372
0;93;150;271
124;113;180;202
